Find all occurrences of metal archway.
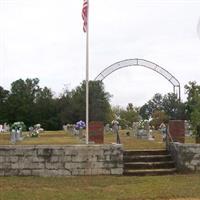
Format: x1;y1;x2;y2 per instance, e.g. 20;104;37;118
95;58;181;100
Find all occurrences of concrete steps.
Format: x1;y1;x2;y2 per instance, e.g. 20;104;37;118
123;168;177;176
123;149;176;176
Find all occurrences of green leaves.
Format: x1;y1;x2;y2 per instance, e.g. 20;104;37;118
185;81;200;136
0;79;112;130
139;93;186;121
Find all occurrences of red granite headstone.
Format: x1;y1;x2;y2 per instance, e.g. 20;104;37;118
169;120;185;143
89;121;104;144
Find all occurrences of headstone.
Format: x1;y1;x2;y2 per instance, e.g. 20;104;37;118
63;124;76;135
89;121;104;144
16;128;22;141
136;120;150;140
104;123;111;133
111;120;121;144
159;122;167;141
184;120;192;136
112;120;119;133
137;129;149;139
63;125;68;132
144;120;150;133
169;120;185;143
3;123;10;132
11;129;16;144
10;127;23;144
132;122;139;137
10;122;24;143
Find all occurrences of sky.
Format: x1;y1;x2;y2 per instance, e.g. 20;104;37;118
0;0;200;107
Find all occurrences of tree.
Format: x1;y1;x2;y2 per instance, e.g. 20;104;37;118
0;86;9;104
162;93;186;120
139;93;163;120
111;105;123;120
56;89;74;126
68;81;112;124
112;103;140;128
0;86;9;123
150;110;169;129
140;93;186;121
139;103;150;120
3;78;60;130
34;87;59;130
89;81;112;123
191;103;200;136
185;81;200;118
185;81;200;138
5;78;40;127
121;103;140;127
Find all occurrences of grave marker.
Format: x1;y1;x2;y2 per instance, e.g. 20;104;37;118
89;121;104;144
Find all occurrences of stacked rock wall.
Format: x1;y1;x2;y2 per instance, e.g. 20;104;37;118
0;144;123;176
169;143;200;171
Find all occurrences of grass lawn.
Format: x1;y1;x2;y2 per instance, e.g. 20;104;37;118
0;131;80;145
0;131;199;200
0;174;200;200
105;130;165;149
0;130;196;149
0;130;166;149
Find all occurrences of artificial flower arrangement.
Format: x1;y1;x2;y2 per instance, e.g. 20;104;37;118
75;120;86;130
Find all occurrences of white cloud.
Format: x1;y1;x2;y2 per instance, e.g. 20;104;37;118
0;0;200;107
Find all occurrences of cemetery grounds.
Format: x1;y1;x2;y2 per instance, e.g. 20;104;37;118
0;130;200;200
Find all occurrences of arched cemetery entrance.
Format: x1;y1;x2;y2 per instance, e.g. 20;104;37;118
95;58;181;100
95;59;180;175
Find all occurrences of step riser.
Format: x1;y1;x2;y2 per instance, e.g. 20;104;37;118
124;156;172;162
123;170;176;176
124;151;169;156
124;163;175;170
123;150;176;176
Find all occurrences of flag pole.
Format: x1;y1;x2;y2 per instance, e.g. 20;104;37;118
85;0;89;145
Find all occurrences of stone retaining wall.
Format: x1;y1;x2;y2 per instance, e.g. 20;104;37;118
0;144;123;176
168;143;200;171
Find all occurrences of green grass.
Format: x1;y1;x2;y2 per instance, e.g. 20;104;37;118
0;174;200;200
0;130;165;149
0;131;80;145
185;135;196;143
0;130;196;149
0;131;199;200
105;130;165;150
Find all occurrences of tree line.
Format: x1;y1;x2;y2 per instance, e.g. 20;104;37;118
0;78;111;130
112;81;200;134
0;78;199;132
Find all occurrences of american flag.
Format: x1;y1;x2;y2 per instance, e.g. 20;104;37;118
82;0;88;32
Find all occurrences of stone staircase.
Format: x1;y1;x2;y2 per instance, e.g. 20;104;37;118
123;149;177;176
